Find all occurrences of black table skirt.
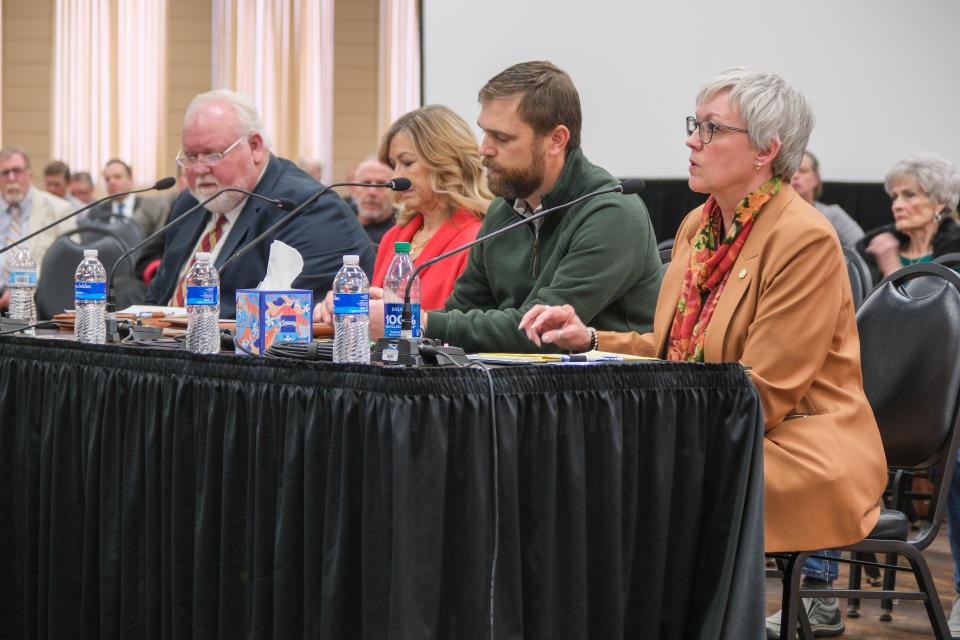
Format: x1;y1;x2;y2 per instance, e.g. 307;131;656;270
0;337;765;640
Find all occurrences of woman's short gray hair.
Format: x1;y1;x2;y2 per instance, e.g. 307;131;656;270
884;153;960;214
696;67;814;180
184;89;270;147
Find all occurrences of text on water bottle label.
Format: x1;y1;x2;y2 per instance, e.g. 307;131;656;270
333;292;369;315
74;281;107;300
8;271;37;286
186;286;219;306
383;302;421;337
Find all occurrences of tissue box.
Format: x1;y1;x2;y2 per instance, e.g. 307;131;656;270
235;289;313;356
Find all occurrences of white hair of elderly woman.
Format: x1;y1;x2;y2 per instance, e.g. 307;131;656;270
884;152;960;215
696;67;814;181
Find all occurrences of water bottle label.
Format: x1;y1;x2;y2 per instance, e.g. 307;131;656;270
8;271;36;286
383;302;421;337
186;286;219;305
333;292;369;315
74;281;106;300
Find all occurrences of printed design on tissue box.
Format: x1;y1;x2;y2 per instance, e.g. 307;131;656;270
235;292;262;353
264;295;312;347
234;289;313;356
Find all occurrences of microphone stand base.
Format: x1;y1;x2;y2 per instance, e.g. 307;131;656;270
0;317;33;335
372;336;469;367
106;318;166;343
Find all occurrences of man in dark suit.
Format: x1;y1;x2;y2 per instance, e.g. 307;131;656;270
146;89;375;317
92;159;169;237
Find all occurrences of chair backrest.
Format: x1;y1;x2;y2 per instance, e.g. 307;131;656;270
842;246;872;310
80;212;145;248
659;247;673;264
35;227;134;319
856;263;960;541
934;252;960;269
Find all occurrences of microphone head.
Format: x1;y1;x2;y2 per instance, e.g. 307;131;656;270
276;198;299;211
389;177;412;191
617;178;646;195
154;177;177;190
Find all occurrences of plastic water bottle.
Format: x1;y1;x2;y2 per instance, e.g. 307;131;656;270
333;254;370;363
74;249;107;344
7;246;37;334
383;241;421;338
184;252;221;354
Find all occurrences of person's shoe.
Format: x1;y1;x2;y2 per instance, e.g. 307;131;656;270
948;595;960;638
766;597;845;638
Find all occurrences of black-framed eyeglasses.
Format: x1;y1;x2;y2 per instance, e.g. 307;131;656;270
175;134;248;169
686;116;749;145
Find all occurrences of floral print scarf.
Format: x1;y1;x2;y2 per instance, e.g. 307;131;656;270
666;176;781;362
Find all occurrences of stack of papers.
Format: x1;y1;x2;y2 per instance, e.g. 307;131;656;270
468;351;653;365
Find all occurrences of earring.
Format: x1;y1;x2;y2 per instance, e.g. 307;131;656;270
935;211;945;224
754;161;762;172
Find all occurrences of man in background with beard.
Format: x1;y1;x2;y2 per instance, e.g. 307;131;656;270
146;89;374;317
416;61;661;352
351;157;397;247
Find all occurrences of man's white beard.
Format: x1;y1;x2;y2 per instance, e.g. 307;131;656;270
3;184;24;206
191;178;249;214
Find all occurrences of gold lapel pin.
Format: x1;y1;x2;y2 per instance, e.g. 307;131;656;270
738;268;747;279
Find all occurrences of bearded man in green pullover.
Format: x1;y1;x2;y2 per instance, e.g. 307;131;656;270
390;61;661;353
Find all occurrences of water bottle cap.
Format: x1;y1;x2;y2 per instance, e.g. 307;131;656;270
394;242;411;254
84;249;98;257
342;254;359;265
195;252;212;261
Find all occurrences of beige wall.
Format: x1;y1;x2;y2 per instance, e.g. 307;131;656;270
1;0;380;187
332;0;379;184
2;0;54;175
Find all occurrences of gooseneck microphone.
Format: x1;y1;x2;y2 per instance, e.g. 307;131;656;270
217;178;412;279
373;179;646;365
0;177;177;257
104;187;294;342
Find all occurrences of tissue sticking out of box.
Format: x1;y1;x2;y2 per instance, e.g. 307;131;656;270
257;240;304;289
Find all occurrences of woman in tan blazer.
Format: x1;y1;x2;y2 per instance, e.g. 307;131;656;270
520;69;886;557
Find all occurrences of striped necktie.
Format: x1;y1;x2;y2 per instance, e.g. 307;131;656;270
3;205;22;285
171;213;228;307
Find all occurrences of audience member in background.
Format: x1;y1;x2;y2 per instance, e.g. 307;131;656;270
856;153;960;284
43;160;83;208
68;171;96;204
0;146;74;310
791;150;864;246
146;89;373;317
92;159;168;237
299;158;324;183
351;157;398;246
519;68;887;639
340;162;360;214
388;61;661;352
316;106;490;322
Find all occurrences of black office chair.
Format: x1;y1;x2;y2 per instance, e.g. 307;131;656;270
656;238;675;253
767;262;960;640
934;252;960;269
659;247;673;264
842;246;872;310
80;211;145;248
35;227;137;319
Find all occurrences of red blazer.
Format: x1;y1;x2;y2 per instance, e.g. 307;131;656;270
372;209;482;310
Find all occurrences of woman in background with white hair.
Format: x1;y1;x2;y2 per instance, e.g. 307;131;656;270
520;67;888;637
856;153;960;284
